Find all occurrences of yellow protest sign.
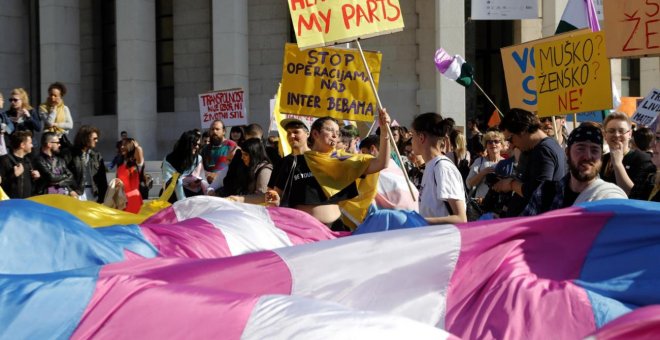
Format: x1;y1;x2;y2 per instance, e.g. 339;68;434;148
279;43;381;122
288;0;404;49
534;31;612;117
603;0;660;58
500;29;589;112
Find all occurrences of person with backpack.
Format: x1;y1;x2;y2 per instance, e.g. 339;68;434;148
410;112;467;224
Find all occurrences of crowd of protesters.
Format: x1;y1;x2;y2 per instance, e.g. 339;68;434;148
1;84;659;228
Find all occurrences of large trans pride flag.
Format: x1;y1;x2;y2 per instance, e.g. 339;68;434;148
1;197;660;339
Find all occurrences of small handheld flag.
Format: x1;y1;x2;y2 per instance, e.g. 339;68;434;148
434;48;474;87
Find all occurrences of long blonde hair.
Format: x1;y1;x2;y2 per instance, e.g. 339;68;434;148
10;88;33;111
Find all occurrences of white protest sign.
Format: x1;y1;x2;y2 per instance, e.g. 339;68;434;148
631;88;660;126
198;88;247;129
471;0;538;20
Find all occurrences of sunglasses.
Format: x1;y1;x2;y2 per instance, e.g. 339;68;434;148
486;140;501;145
9;98;20;102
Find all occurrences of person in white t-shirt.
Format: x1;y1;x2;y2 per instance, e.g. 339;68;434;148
411;112;467;224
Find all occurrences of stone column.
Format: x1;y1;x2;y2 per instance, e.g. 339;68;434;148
542;0;567;37
116;0;157;159
640;57;660;96
39;0;81;121
212;0;249;118
434;0;466;128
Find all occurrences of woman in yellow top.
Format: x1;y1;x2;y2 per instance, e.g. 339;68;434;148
39;82;73;138
266;109;392;230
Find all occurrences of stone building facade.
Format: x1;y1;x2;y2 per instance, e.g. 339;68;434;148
0;0;657;159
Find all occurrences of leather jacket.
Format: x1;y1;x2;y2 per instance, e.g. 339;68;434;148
63;147;108;202
33;152;79;195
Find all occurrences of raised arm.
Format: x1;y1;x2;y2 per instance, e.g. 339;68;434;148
364;108;392;175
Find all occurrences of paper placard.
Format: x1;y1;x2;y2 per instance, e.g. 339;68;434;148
603;0;660;58
198;88;247;129
535;31;612;117
288;0;404;49
632;88;660;126
279;43;381;122
500;29;590;112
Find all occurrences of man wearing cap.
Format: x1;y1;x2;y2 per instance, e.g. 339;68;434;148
521;123;627;216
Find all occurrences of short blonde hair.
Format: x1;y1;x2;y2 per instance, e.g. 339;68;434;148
603;112;631;130
482;130;504;147
10;88;33;111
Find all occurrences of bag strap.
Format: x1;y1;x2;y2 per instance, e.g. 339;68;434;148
281;156;297;205
434;157;471;215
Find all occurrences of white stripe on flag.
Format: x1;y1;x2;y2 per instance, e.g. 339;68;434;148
242;294;453;340
172;197;293;255
274;225;461;328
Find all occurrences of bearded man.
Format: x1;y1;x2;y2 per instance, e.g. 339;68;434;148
521;123;627;216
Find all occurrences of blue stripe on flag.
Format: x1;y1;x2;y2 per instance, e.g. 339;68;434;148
0;200;125;274
97;225;160;258
574;199;660;327
0;266;101;339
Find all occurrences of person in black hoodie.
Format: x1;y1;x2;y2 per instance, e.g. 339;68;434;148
33;132;79;196
0;131;40;198
63;125;108;202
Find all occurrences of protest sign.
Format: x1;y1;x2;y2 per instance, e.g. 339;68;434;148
288;0;404;49
198;88;247;129
471;0;538;20
501;29;589;112
632;88;660;126
603;0;660;58
279;43;381;122
535;31;612;117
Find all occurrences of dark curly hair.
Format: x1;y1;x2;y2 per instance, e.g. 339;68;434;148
499;108;541;135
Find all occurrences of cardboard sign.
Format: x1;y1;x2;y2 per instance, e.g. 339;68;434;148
632;88;660;126
279;43;381;122
501;29;590;112
288;0;404;49
198;88;247;129
535;31;612;117
471;0;538;20
603;0;660;58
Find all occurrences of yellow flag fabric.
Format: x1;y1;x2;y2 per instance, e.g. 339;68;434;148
273;83;291;157
304;149;378;230
28;173;179;228
0;186;9;201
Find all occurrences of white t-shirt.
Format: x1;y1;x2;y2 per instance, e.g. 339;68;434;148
419;155;466;219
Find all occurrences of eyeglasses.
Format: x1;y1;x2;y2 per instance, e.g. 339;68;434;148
605;129;630;135
321;127;340;135
486;140;501;145
9;98;20;102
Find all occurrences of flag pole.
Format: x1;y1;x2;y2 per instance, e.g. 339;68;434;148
473;80;504;118
355;39;416;202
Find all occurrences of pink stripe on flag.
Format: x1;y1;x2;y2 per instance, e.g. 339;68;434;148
446;207;612;339
434;48;454;74
588;305;660;339
266;206;343;244
72;251;292;339
142;206;178;224
140;217;232;258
